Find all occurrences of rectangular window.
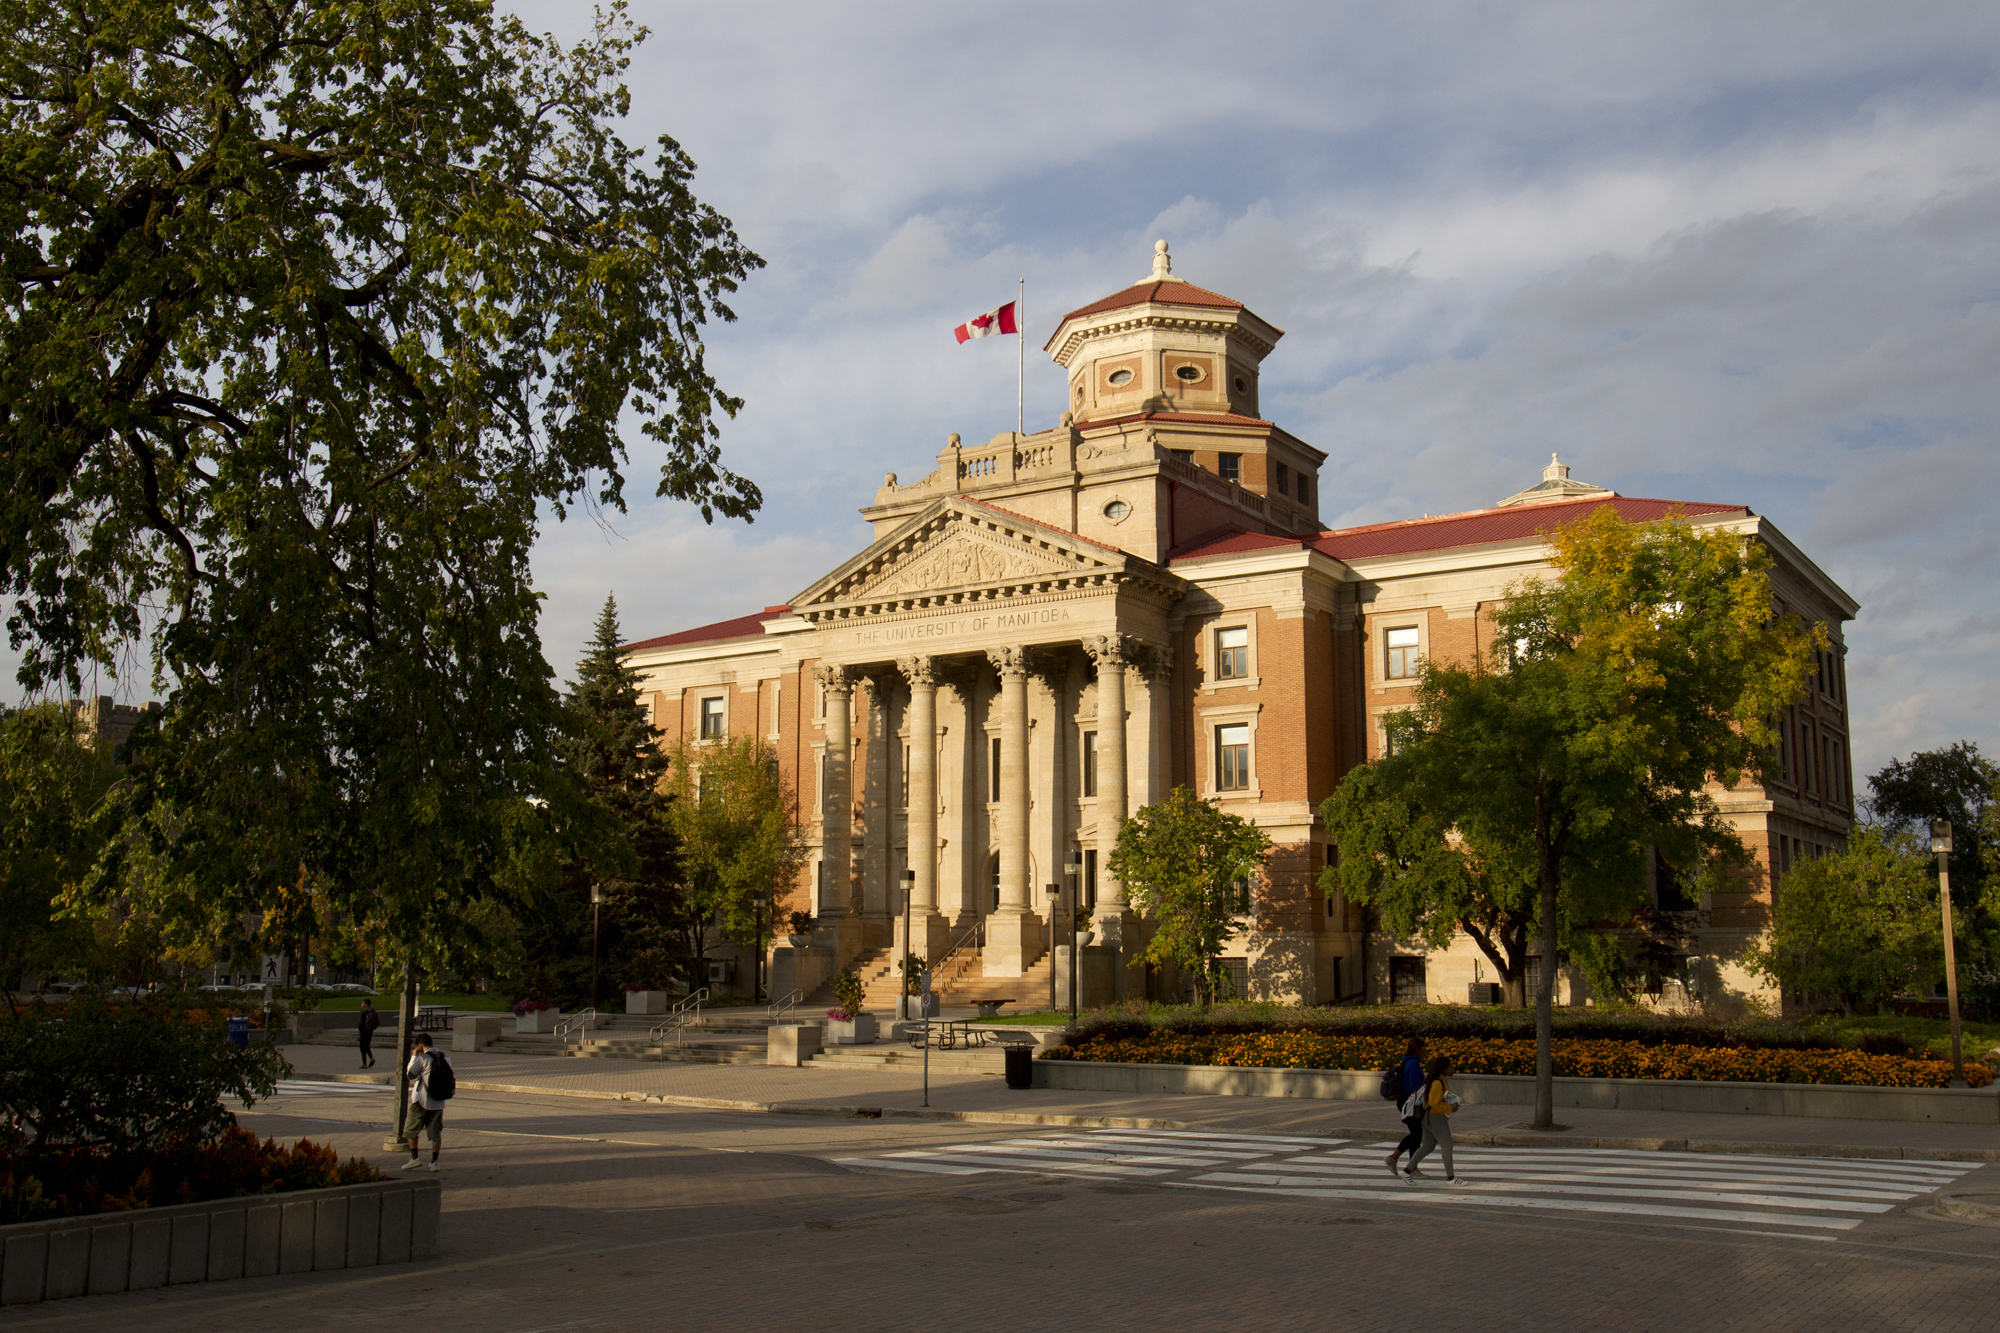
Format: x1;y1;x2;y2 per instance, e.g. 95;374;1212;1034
1083;848;1098;911
1524;955;1545;1001
1777;712;1791;784
1275;463;1290;495
1216;626;1249;680
902;745;910;805
1385;625;1421;679
1228;872;1256;914
1390;956;1427;1005
700;696;725;739
1217;452;1241;484
1082;730;1098;797
990;736;1002;801
1826;738;1841;802
1171;449;1194;463
1216;723;1251;792
1221;957;1250;1001
1296;475;1311;507
699;772;718;806
1800;722;1815;793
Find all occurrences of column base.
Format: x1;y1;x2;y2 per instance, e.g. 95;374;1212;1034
1094;910;1146;1003
981;908;1046;978
812;915;872;969
894;911;955;966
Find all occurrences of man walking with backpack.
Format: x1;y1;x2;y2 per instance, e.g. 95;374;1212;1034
401;1031;454;1171
358;998;380;1069
1382;1036;1428;1181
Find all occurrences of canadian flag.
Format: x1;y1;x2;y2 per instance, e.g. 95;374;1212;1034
953;300;1019;343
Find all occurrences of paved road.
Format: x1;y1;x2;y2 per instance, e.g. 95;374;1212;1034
16;1084;1998;1332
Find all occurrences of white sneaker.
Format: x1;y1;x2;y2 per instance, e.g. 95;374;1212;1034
1404;1167;1431;1179
399;1159;425;1171
1448;1175;1470;1187
423;1161;440;1172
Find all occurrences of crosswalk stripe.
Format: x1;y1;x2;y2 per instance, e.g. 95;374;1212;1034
835;1127;1970;1237
236;1080;384;1097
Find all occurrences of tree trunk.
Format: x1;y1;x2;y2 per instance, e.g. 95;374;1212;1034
390;963;417;1145
1533;848;1559;1130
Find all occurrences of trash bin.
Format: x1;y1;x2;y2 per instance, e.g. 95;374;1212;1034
1004;1043;1033;1090
228;1015;250;1048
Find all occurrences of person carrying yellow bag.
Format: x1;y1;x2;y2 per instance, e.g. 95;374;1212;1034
1404;1054;1469;1185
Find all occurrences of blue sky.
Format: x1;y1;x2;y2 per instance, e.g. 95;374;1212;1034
516;1;2000;786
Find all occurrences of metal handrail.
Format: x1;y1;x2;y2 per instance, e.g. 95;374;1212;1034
650;988;709;1045
931;920;985;996
767;989;802;1023
552;1008;597;1050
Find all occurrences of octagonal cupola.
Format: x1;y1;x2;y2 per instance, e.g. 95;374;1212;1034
1043;240;1285;423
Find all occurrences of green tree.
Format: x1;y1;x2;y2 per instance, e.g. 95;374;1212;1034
665;734;807;1000
1108;787;1272;1006
1339;507;1821;1126
0;703;117;992
1745;826;1942;1014
1320;762;1537;1006
1;2;761;1132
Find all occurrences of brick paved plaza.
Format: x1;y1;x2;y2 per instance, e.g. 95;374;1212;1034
10;1068;1998;1332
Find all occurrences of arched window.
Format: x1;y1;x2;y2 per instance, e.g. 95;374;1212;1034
988;852;1001;913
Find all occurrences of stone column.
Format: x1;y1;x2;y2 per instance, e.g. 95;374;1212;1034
896;655;953;962
859;672;892;948
1085;635;1139;997
983;645;1041;976
812;664;866;964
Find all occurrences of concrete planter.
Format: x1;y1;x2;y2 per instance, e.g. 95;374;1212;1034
451;1013;503;1052
0;1177;440;1307
768;1023;824;1066
513;1007;558;1034
825;1014;877;1045
625;990;673;1016
1031;1059;2000;1125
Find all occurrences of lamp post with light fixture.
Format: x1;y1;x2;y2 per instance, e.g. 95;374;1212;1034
1932;819;1966;1087
1045;882;1060;1013
1066;850;1082;1020
900;868;916;1021
590;882;602;1011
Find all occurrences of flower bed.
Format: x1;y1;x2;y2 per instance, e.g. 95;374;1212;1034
1043;1030;1992;1090
1;1126;384;1225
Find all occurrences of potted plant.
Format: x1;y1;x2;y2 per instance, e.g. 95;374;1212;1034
513;998;558;1033
784;909;814;948
824;967;876;1044
624;950;678;1015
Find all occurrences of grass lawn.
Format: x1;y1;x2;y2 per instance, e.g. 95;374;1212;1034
1807;1013;2000;1059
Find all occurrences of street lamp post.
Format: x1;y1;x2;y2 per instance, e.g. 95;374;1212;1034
1932;819;1966;1088
590;883;602;1011
1044;883;1060;1013
900;868;916;1021
1065;851;1082;1020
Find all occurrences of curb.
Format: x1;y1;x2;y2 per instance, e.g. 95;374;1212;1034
281;1076;2000;1161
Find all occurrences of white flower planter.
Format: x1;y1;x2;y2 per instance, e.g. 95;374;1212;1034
826;1014;878;1045
625;990;673;1015
514;1007;558;1034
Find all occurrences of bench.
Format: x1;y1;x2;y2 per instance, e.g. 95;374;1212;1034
905;1020;1037;1051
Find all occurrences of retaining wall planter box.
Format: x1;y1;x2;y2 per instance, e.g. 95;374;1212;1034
1032;1060;2000;1124
625;990;674;1016
513;1007;559;1035
826;1015;877;1046
0;1177;440;1307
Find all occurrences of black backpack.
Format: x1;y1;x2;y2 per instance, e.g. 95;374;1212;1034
1379;1065;1403;1100
427;1051;456;1101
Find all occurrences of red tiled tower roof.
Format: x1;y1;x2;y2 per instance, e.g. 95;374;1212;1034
1059;279;1245;324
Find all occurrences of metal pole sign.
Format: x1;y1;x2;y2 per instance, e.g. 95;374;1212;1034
1933;819;1966;1086
921;968;933;1107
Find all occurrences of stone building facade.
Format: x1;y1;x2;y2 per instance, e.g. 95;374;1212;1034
622;243;1858;1012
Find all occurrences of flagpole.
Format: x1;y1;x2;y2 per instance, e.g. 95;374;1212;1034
1017;277;1025;438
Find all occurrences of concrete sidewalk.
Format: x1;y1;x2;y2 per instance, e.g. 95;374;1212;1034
283;1041;2000;1161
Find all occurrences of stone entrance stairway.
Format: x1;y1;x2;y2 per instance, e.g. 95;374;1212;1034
484;1012;782;1064
809;942;1055;1015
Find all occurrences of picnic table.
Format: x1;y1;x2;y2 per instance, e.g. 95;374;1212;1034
906;1020;1036;1051
975;999;1013;1017
414;1005;452;1032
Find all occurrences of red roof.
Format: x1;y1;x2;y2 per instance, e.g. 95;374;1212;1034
1311;496;1747;562
1059;279;1245;324
1169;526;1305;562
623;606;789;653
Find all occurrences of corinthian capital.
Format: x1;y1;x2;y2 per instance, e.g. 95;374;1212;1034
986;645;1032;680
812;662;853;696
1082;633;1132;668
897;654;936;688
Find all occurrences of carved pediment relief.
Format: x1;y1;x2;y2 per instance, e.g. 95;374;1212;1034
864;524;1074;598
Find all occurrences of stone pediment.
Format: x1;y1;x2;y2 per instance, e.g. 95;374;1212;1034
791;496;1179;623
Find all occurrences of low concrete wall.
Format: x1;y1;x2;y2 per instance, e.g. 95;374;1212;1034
0;1177;440;1307
1032;1060;2000;1124
451;1014;504;1052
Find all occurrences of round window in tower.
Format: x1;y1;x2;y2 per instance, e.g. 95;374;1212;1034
1107;368;1134;387
1175;364;1204;383
1102;499;1131;523
1233;376;1247;392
